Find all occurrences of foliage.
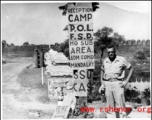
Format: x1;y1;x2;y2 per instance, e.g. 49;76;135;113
2;40;8;49
87;76;102;102
134;50;146;60
92;2;99;12
23;41;30;46
124;87;141;103
143;48;150;57
64;47;69;58
59;39;69;57
2;44;50;58
141;88;150;105
59;3;68;16
94;27;113;57
59;43;66;53
10;43;15;47
112;32;125;46
59;2;99;16
94;27;125;58
124;87;151;106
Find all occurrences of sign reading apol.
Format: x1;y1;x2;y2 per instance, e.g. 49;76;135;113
68;5;94;69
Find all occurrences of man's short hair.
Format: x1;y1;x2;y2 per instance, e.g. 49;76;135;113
106;44;115;50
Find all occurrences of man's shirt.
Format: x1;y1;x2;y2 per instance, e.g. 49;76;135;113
101;56;131;80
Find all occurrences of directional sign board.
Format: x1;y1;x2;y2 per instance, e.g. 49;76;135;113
72;69;93;96
52;105;70;119
52;4;95;119
68;3;95;69
68;3;94;97
52;91;75;119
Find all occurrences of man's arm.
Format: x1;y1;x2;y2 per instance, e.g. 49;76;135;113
100;69;105;86
99;69;105;93
121;66;134;88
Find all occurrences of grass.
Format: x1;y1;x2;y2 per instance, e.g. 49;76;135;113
17;67;51;104
18;67;47;88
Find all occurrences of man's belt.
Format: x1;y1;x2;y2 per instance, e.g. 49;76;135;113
103;78;122;82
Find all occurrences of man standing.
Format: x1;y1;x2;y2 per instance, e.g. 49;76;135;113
99;44;134;118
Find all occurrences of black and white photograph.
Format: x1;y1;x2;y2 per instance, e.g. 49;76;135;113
1;1;151;119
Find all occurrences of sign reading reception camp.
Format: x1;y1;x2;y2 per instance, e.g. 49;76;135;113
68;3;94;69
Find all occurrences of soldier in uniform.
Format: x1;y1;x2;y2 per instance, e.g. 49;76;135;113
99;44;134;118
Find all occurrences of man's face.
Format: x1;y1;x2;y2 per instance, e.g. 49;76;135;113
107;48;116;59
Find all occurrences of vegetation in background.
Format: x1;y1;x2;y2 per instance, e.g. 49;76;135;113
141;88;151;105
134;51;146;60
2;3;150;105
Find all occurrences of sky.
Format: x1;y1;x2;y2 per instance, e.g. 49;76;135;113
1;1;151;45
107;1;150;13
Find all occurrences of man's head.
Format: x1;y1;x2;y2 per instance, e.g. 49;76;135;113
106;44;116;61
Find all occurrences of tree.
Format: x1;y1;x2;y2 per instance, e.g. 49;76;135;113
10;43;15;47
59;2;99;16
2;40;7;48
31;44;35;46
143;48;150;57
64;47;69;58
131;39;136;45
62;39;69;57
23;42;29;46
94;27;113;57
146;39;150;45
94;27;126;59
59;39;69;57
112;32;125;46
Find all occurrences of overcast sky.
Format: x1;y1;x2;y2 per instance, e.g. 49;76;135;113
1;1;151;45
107;1;150;13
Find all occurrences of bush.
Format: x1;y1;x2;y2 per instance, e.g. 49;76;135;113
141;88;150;105
134;50;146;60
143;48;150;57
124;87;141;103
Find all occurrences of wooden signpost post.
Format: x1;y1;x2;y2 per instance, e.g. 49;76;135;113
68;2;94;118
52;3;94;119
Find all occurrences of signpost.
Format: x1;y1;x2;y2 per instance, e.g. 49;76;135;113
68;2;94;118
68;3;94;96
52;3;94;118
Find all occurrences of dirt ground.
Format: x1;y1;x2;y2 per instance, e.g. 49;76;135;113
2;62;57;119
2;61;151;119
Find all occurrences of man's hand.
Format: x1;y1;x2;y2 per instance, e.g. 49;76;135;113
119;81;127;88
99;84;105;94
121;66;134;88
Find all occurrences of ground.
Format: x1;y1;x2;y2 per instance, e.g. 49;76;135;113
2;62;56;119
2;61;151;119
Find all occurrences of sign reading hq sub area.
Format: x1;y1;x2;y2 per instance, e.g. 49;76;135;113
68;6;95;69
